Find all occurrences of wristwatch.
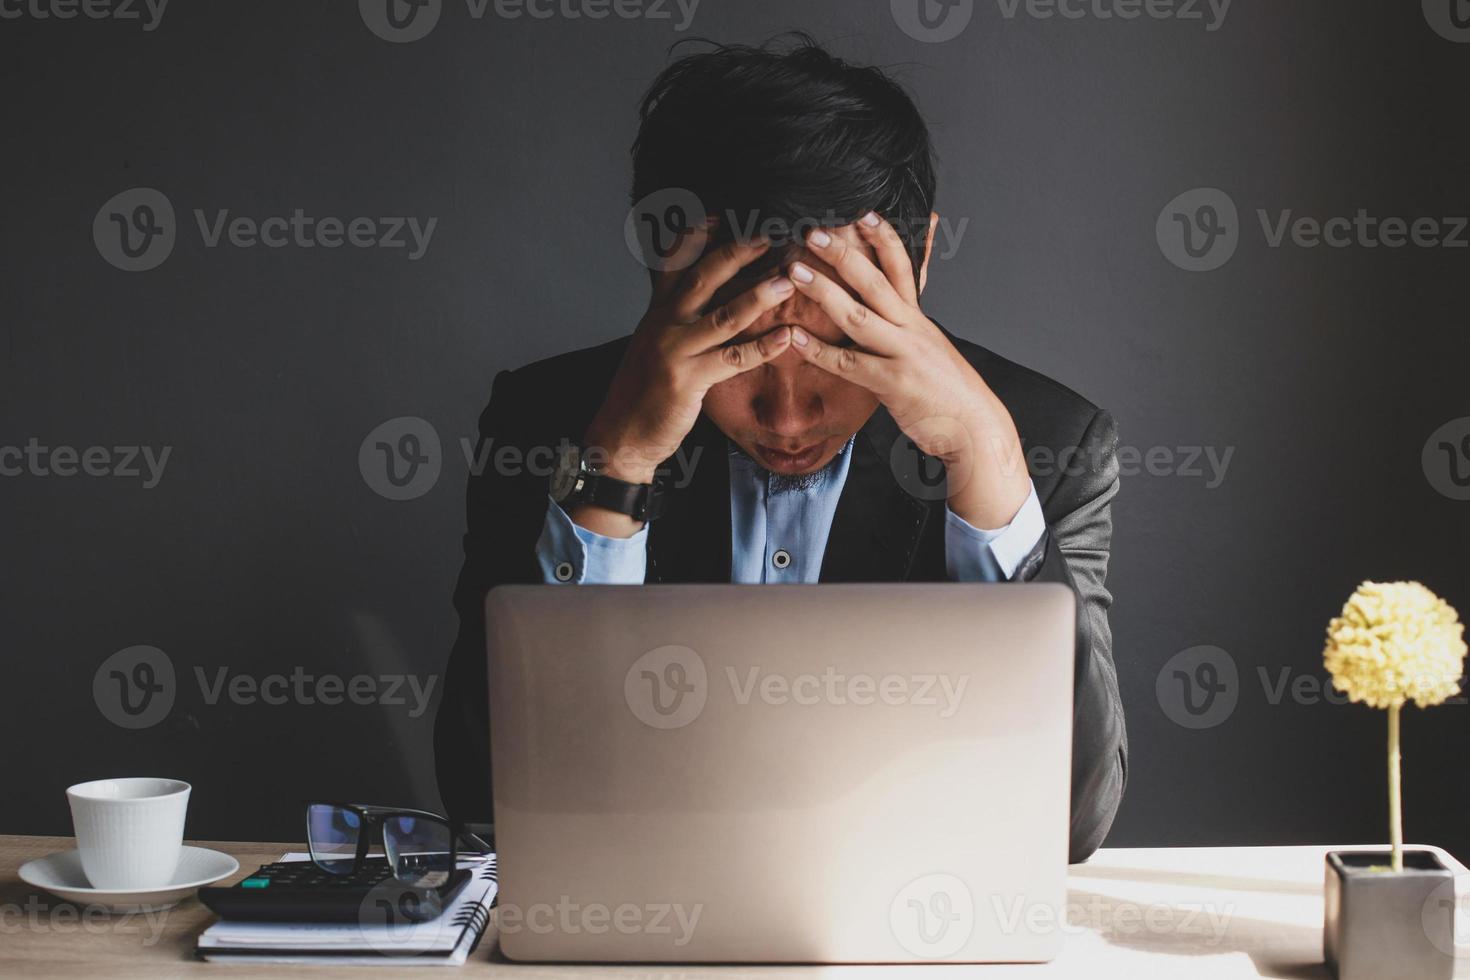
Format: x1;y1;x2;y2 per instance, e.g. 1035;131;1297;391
548;444;666;522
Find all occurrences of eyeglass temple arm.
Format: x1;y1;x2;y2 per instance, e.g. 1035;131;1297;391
458;823;493;855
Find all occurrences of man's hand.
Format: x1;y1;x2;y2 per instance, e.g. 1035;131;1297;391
788;213;1032;530
576;229;795;538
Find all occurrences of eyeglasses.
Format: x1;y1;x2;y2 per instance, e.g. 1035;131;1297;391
305;802;460;887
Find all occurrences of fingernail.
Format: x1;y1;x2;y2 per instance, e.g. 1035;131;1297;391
769;277;794;295
860;211;880;227
808;229;832;248
791;327;809;347
790;263;815;284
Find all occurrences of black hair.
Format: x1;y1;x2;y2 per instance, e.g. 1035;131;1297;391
631;34;937;281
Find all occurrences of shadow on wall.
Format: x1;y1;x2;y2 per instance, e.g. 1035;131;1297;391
351;611;445;815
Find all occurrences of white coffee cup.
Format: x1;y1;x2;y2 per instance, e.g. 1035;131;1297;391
66;777;190;890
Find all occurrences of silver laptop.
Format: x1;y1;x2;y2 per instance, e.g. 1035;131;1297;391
484;583;1075;964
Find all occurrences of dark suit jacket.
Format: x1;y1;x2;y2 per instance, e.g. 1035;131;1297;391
434;330;1128;863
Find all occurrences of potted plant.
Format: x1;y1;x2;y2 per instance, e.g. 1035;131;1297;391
1321;580;1467;980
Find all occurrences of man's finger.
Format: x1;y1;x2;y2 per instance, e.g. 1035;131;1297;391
671;238;772;320
854;211;919;307
788;262;899;352
789;326;889;394
694;326;793;386
681;276;795;353
803;226;911;324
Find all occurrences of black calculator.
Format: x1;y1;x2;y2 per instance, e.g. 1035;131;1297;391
199;858;472;923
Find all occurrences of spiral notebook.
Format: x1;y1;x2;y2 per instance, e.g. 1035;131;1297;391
195;852;498;967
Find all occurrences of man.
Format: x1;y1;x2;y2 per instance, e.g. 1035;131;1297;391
435;36;1126;863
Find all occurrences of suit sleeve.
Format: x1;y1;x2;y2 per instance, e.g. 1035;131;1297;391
1014;408;1127;864
434;370;544;825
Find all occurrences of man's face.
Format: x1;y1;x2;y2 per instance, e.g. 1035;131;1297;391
700;224;889;475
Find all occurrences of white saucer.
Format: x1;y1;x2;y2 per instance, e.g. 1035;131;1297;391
18;845;240;912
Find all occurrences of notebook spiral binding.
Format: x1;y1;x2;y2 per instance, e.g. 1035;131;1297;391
450;857;499;947
454;904;492;937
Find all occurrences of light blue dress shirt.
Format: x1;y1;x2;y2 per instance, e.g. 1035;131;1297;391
535;438;1046;585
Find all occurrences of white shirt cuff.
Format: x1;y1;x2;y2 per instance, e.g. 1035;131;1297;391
535;495;648;584
944;483;1046;582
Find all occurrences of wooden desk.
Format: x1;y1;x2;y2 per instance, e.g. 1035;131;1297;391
2;835;1466;978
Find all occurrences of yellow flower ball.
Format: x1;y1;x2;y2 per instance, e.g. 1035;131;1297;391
1323;581;1467;710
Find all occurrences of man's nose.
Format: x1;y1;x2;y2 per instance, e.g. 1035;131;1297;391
754;358;821;439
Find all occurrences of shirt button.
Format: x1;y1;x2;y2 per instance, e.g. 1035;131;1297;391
772;549;792;570
553;561;575;582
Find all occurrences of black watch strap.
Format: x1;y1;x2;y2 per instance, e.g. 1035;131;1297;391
580;472;666;522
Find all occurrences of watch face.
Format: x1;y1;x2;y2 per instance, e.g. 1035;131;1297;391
549;446;582;502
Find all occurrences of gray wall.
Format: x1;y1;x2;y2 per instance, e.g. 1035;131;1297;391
4;1;1468;855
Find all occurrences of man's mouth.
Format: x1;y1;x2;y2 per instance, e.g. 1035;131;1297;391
754;441;826;473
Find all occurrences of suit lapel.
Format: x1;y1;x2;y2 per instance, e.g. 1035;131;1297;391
648;408;934;583
820;407;934;582
647;413;732;583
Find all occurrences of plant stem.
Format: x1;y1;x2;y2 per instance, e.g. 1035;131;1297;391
1388;703;1403;873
